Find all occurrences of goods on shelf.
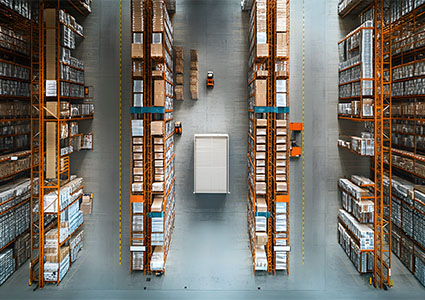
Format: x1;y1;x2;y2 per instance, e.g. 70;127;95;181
338;0;374;17
0;150;31;179
69;229;84;263
338;178;374;223
13;232;30;269
0;178;32;249
80;193;93;214
0;25;30;55
338;209;374;250
338;132;374;156
43;177;83;213
0;249;14;286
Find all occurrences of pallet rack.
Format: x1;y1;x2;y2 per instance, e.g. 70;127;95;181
337;0;394;289
130;0;175;274
383;1;425;287
28;0;91;288
246;0;290;274
0;0;36;286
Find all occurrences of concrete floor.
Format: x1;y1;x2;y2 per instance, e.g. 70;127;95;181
0;0;425;299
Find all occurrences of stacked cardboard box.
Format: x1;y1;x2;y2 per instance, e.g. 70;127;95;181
190;49;198;100
174;46;184;100
69;229;84;263
275;120;288;193
81;193;93;214
44;246;70;282
131;201;144;270
132;137;144;193
14;232;30;269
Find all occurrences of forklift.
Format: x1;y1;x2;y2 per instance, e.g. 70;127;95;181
206;71;214;88
175;121;182;136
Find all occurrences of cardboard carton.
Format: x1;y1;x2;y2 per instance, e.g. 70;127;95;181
151;121;164;136
131;44;143;58
151;43;163;58
256;232;268;246
154;80;165;106
175;74;184;85
255;80;267;106
190;49;198;61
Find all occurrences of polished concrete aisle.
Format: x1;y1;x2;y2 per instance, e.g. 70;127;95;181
0;0;424;299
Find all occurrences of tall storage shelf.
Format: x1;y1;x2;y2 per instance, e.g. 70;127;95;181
385;2;425;287
29;1;92;288
337;0;378;278
246;0;290;274
338;0;425;289
130;0;175;274
0;1;38;286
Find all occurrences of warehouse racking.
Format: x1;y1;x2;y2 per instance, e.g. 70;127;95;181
27;0;92;288
384;1;425;287
338;0;425;289
0;0;38;286
246;0;290;274
130;0;175;274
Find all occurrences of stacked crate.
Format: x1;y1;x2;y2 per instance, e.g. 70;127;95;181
174;46;184;101
190;49;198;100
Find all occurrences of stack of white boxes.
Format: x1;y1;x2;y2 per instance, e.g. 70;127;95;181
132;137;144;193
276;120;288;193
275;201;289;270
254;197;268;271
150;246;164;271
151;197;164;246
152;121;165;193
131;202;144;271
69;229;84;263
44;228;70;282
338;209;374;250
255;120;266;195
0;249;14;286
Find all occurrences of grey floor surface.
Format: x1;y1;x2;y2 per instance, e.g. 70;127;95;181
0;0;425;299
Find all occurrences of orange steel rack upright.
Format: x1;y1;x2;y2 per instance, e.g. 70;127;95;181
29;0;44;287
373;0;392;289
143;0;154;273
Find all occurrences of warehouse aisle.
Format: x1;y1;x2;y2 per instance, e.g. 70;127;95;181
1;0;425;299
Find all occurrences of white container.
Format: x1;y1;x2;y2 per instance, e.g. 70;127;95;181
194;134;229;194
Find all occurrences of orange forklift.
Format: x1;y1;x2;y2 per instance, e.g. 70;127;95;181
207;71;214;88
175;121;182;136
